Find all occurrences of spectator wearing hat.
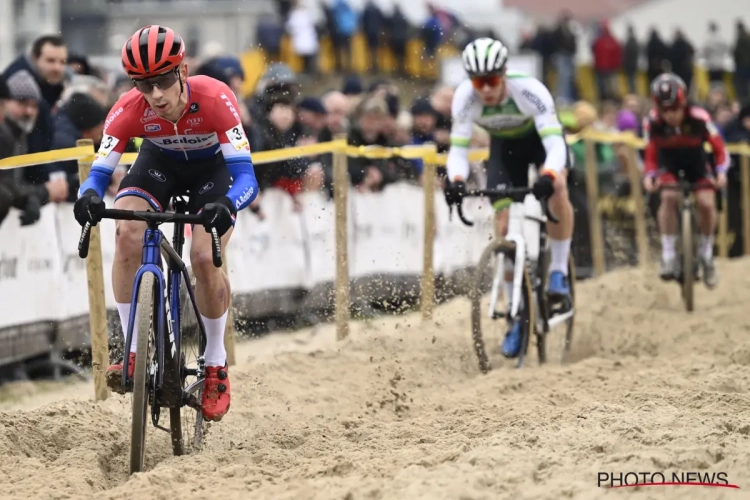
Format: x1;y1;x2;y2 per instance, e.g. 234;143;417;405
3;35;68;159
0;74;65;227
297;96;327;136
49;93;123;200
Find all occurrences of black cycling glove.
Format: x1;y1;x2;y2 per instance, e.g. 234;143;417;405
532;173;555;201
73;189;104;227
202;196;236;237
444;180;467;206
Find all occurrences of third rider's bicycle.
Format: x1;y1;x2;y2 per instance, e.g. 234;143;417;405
452;187;576;373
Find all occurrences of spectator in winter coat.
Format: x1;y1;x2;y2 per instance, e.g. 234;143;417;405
592;20;623;101
286;0;319;75
669;29;695;91
332;0;357;72
388;6;410;76
362;1;384;73
409;98;436;176
3;35;67;184
646;28;669;85
48;93;113;200
553;10;578;104
623;25;640;94
733;21;750;101
0;73;67;227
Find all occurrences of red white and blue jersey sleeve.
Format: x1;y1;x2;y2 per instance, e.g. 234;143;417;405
211;85;258;211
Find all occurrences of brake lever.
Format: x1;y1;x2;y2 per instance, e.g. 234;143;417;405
456;201;474;227
78;222;92;259
210;226;223;268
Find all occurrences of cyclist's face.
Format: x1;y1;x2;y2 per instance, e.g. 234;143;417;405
661;106;684;127
139;64;188;119
472;75;505;106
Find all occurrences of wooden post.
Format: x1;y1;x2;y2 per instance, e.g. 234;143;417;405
76;138;109;402
222;257;236;366
421;161;436;320
584;139;606;277
333;135;350;340
625;146;649;267
742;154;750;256
717;201;729;259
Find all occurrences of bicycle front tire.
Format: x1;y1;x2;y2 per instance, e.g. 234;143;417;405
469;239;535;373
681;208;695;312
130;271;156;474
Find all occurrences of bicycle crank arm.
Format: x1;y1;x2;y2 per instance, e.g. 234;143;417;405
547;309;575;329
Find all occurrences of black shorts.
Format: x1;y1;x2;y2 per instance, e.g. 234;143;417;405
657;159;714;190
484;133;571;210
116;141;233;213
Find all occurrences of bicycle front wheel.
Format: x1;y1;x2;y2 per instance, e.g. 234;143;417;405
131;271;156;474
681;208;695;312
469;239;535;373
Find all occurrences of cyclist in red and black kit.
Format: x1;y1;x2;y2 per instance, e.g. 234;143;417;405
642;73;728;287
73;26;259;421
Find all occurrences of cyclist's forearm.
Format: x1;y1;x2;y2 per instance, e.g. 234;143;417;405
225;159;259;211
446;145;470;181
540;134;567;173
78;165;113;198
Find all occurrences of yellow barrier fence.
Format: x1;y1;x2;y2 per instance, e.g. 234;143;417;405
3;131;750;399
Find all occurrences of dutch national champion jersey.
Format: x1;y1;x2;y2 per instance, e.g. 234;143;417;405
78;75;258;212
446;71;567;181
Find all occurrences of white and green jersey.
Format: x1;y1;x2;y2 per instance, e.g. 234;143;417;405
446;71;568;181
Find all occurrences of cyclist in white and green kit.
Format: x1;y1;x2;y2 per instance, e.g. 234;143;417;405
444;38;575;358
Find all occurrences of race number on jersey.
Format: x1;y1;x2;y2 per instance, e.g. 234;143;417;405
225;126;249;151
97;134;119;158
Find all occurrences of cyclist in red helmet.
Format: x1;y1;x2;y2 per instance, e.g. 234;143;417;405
74;25;259;422
642;72;728;286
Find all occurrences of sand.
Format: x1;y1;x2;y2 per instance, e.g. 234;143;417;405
1;259;750;500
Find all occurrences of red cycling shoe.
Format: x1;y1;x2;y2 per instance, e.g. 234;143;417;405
202;363;230;421
106;352;136;395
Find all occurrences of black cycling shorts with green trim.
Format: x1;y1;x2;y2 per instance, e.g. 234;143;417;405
115;140;232;214
484;132;571;211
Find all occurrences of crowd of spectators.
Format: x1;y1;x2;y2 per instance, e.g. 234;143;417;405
5;18;750;229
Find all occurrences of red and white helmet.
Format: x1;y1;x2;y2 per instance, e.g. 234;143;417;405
122;25;185;79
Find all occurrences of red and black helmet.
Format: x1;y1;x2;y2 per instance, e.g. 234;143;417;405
650;72;687;110
122;25;185;79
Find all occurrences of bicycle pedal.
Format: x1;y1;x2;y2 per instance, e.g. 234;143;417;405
491;310;506;319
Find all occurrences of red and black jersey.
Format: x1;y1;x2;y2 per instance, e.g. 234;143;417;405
642;103;729;177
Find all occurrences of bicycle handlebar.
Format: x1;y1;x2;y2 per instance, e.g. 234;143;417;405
78;207;223;268
451;187;559;227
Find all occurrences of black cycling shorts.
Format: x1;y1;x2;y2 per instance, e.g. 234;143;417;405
116;140;233;213
484;132;571;210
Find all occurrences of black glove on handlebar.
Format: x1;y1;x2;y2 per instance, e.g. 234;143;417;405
444;180;467;206
73;189;104;227
532;173;555;201
202;196;236;237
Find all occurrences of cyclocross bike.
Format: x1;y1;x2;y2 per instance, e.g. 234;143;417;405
657;169;724;312
78;195;223;474
451;187;576;373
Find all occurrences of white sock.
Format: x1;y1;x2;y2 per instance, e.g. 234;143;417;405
662;235;677;261
117;302;139;354
549;238;571;276
201;311;228;367
699;234;714;261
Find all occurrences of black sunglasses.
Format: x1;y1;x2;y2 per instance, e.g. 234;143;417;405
133;68;180;94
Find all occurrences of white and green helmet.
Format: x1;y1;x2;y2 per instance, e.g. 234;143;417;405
461;38;509;77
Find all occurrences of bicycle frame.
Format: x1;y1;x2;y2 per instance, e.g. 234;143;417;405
120;199;209;409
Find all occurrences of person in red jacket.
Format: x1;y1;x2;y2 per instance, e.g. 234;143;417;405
592;20;623;101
